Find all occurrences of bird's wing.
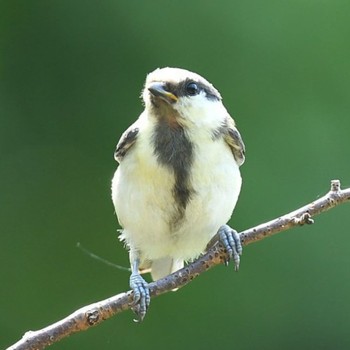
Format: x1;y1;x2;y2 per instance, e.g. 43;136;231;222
224;117;245;166
114;123;139;163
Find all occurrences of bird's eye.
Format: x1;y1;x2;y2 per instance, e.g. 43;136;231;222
185;82;200;96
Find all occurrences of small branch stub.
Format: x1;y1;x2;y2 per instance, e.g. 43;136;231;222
331;179;340;192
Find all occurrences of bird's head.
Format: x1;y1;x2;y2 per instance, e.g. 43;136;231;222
142;67;228;128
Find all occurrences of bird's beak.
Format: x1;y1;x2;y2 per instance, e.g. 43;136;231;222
148;82;178;103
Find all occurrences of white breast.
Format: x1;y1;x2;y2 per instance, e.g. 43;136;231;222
111;114;241;262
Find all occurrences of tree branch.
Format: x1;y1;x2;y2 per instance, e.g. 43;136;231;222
7;180;350;350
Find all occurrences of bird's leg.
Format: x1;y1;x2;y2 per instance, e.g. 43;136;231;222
218;224;242;271
129;254;150;322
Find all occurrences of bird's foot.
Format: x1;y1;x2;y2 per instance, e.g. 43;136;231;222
129;273;150;322
218;224;242;271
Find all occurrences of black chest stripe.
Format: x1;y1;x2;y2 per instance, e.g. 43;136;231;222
152;120;194;227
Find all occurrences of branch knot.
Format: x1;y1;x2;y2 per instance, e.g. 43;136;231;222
293;212;314;226
86;309;100;326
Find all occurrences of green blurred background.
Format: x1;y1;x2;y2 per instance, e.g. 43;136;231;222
1;1;350;349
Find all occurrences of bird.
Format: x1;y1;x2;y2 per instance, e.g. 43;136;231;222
111;67;245;321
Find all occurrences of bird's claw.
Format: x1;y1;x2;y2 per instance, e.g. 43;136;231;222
218;224;242;271
130;273;150;322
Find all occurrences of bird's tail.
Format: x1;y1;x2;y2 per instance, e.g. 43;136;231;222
151;257;184;281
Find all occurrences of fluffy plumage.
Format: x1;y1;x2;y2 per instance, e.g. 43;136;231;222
111;67;245;319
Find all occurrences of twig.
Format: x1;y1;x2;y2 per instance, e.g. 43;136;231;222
7;180;350;350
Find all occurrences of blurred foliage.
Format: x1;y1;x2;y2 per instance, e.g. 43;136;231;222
1;1;350;349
